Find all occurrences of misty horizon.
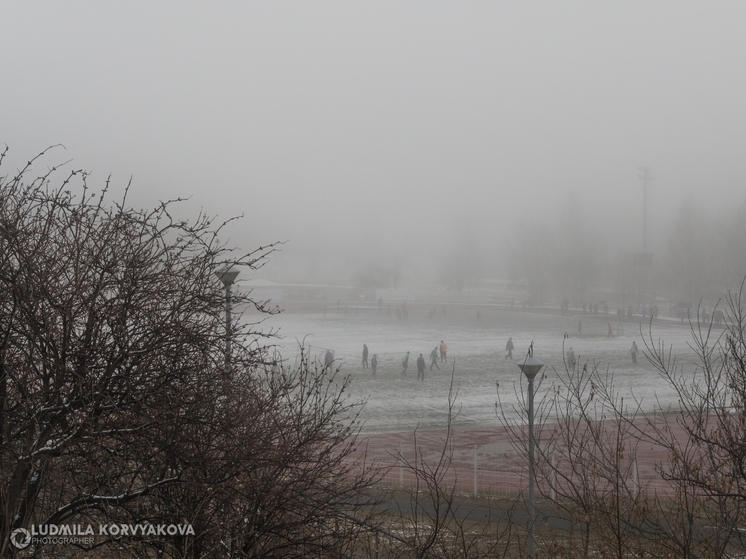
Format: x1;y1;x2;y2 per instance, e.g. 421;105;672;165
3;3;745;297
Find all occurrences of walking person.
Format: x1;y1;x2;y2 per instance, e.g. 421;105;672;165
429;346;440;370
607;323;614;339
371;354;377;377
401;351;410;378
362;344;369;369
630;341;639;364
505;337;514;360
440;340;447;362
417;353;426;381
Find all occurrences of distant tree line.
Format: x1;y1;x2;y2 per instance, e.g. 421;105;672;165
349;193;746;309
506;195;746;310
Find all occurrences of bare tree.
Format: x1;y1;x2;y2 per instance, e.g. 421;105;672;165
555;193;602;309
0;148;377;558
496;283;746;558
498;341;663;559
384;365;518;559
506;222;554;306
151;347;379;559
638;290;746;558
665;198;717;305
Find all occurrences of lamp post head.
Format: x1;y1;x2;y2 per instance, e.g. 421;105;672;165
517;356;545;381
215;265;239;287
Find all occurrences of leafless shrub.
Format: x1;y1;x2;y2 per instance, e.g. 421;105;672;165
498;288;746;558
384;364;518;559
0;147;376;558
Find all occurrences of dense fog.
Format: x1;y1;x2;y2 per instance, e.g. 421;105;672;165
3;3;745;306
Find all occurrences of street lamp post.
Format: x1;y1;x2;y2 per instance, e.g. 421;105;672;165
215;265;239;367
517;355;545;559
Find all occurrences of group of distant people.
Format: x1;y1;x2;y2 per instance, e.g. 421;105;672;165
398;340;449;381
564;340;639;372
324;346;378;376
358;338;523;381
616;304;659;322
322;328;642;384
322;340;449;381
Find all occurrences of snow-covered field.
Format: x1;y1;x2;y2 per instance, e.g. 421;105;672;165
256;304;709;433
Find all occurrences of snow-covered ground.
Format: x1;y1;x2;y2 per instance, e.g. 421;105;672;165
254;304;710;433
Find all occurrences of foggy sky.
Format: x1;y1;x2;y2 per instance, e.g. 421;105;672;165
2;2;745;282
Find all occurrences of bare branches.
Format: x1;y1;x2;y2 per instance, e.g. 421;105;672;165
380;363;519;559
493;281;746;557
0;148;377;558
